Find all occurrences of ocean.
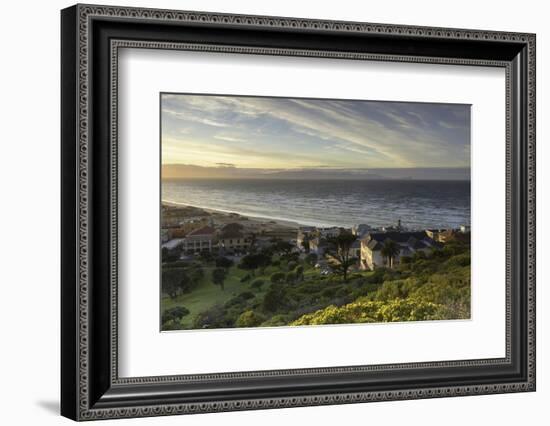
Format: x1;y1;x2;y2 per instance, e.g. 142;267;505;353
162;179;470;230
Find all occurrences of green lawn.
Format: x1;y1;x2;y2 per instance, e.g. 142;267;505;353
161;265;275;329
161;241;471;329
161;260;376;329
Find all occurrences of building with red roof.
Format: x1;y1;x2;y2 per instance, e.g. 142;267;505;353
181;225;217;253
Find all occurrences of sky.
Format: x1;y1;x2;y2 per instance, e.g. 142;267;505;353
161;93;470;173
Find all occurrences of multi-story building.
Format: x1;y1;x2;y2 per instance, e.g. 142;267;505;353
181;225;217;253
360;231;439;270
218;223;250;253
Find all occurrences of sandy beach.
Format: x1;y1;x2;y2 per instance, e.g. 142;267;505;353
161;200;300;240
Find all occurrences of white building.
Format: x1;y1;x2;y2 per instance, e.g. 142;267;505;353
360;231;439;270
181;225;217;253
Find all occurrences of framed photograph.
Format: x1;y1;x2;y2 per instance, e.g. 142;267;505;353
61;4;536;421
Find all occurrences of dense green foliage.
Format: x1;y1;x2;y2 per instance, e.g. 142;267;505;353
291;298;442;325
212;267;228;290
161;237;470;330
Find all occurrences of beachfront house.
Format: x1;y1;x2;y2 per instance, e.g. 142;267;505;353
218;223;250;253
317;227;341;238
360;231;439;270
181;225;217;253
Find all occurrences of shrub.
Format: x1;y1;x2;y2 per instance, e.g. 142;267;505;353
240;274;251;283
365;269;385;284
305;253;318;266
250;279;265;289
263;286;287;312
238;291;255;300
445;252;471;268
235;310;265;327
188;266;204;282
162;247;180;263
260;314;288;327
199;251;214;262
335;287;351;298
162;306;190;325
270;272;285;284
291;298;443;326
413;251;427;261
321;287;338;298
162;260;190;269
216;256;234;268
193;305;230;329
373;280;408;301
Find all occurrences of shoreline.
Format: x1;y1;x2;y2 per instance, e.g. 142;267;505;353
162;199;308;229
161;200;306;238
161;200;471;232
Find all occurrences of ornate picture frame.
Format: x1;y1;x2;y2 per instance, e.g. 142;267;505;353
61;4;535;421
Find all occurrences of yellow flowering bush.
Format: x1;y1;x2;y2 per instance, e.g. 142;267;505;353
291;298;443;326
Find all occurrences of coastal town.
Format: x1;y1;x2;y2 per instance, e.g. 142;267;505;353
160;202;471;330
161;202;470;272
158;94;473;331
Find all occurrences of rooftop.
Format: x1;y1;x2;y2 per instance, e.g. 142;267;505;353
363;231;440;252
187;226;217;237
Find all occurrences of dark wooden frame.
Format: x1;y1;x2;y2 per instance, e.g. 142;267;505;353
61;4;536;421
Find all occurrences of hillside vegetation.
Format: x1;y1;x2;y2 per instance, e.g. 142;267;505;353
161;239;470;330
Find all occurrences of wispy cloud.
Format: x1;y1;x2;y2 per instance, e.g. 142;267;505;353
161;94;470;169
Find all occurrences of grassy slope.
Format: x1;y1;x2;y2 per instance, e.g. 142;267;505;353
162;247;470;330
162;265;277;328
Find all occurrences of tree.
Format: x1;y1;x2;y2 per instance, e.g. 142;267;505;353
263;286;286;312
161;247;180;263
273;240;293;256
239;252;271;272
301;235;311;253
215;256;234;268
162;268;190;299
381;239;400;269
212;267;228;291
188;265;204;283
326;233;358;282
162;306;190;325
199;251;214;263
